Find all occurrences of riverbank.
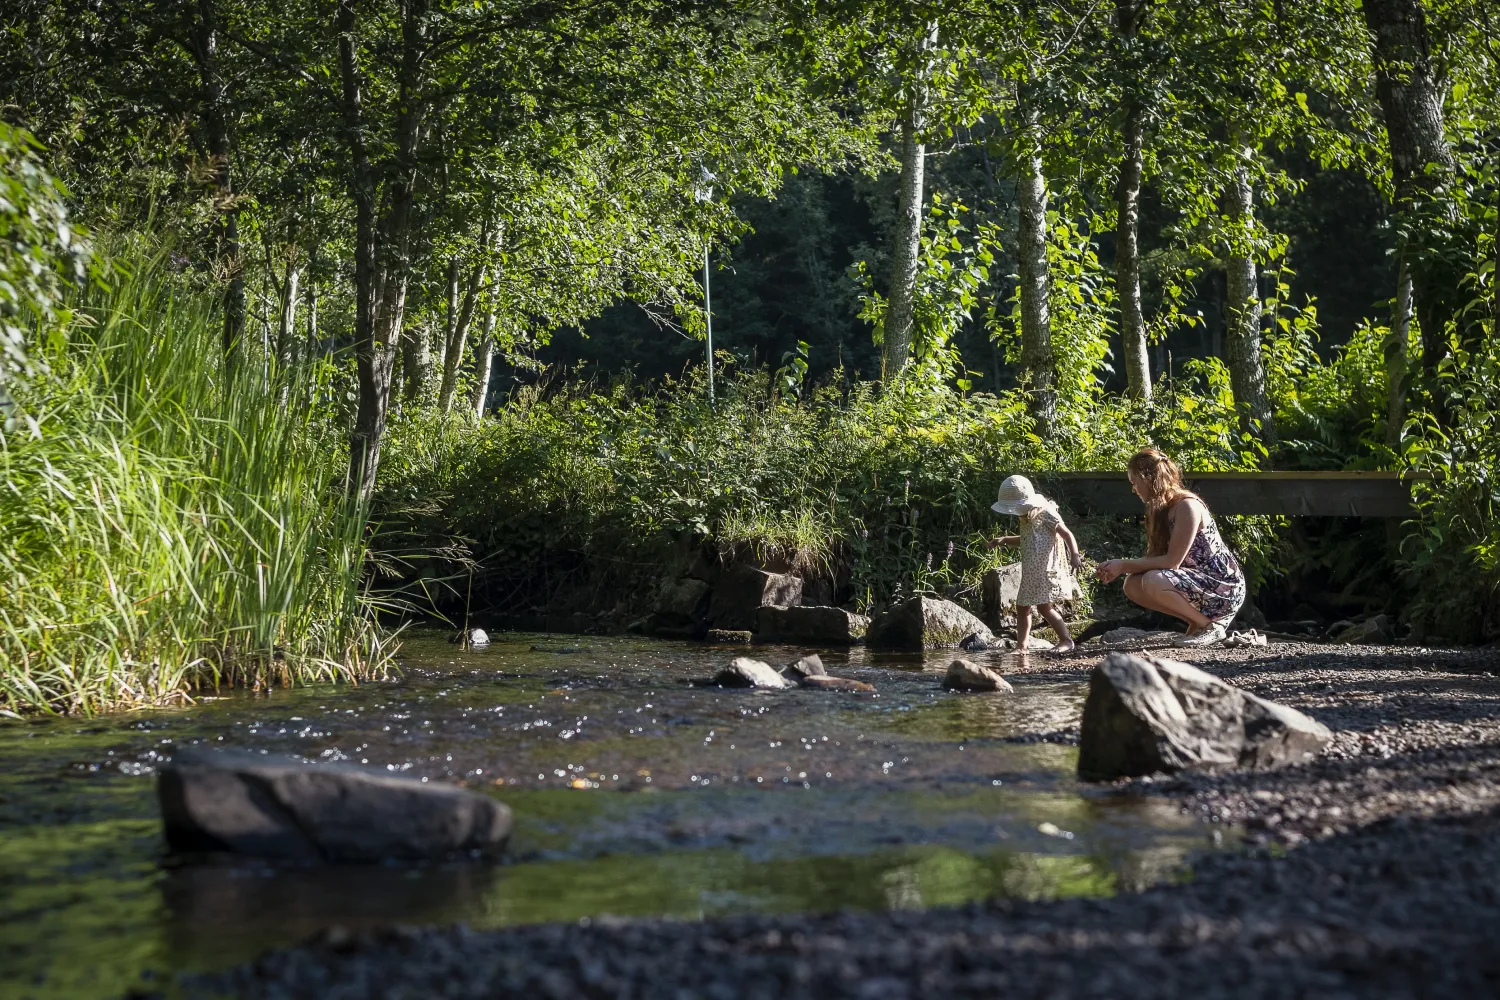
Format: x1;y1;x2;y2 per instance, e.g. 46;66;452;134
196;640;1500;999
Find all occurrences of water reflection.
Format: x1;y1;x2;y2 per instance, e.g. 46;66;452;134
0;631;1226;1000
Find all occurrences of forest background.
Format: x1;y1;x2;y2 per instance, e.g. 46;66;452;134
1;0;1497;715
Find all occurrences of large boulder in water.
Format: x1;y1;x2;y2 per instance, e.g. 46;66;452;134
708;564;803;632
158;748;512;863
756;605;870;645
866;597;995;650
1077;652;1332;781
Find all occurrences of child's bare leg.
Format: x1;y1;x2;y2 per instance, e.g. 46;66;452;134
1017;606;1033;649
1037;602;1075;652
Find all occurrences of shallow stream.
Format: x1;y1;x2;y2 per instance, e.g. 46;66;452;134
1;632;1227;998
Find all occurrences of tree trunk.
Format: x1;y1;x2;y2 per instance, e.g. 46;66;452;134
880;21;937;379
338;0;426;501
1115;104;1149;400
1115;0;1150;400
1015;97;1055;435
471;305;497;418
1223;157;1274;442
882;107;924;377
277;256;301;368
437;220;494;413
1362;0;1462;388
1385;258;1413;446
401;320;431;405
193;0;244;369
306;276;320;356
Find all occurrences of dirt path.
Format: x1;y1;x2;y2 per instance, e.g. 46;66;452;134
193;642;1500;1000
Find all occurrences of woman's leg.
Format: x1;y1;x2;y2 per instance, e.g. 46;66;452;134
1036;602;1075;652
1017;605;1033;648
1123;571;1212;631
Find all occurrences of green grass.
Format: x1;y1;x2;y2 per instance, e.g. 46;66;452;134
0;239;391;715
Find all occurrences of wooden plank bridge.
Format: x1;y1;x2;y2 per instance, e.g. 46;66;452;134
1029;471;1423;517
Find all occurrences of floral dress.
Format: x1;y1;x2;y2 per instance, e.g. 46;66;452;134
1157;503;1246;625
1017;506;1081;607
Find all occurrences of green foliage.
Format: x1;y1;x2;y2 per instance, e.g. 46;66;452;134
374;352;1279;619
0;238;389;714
0;123;89;390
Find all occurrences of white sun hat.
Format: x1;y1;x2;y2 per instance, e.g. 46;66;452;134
991;475;1047;516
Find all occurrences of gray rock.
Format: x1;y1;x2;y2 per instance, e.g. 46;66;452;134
705;629;753;644
866;597;996;650
800;577;836;608
1077;652;1331;781
1334;614;1391;645
158;748;512;863
654;577;712;622
981;563;1024;618
942;659;1015;693
708;565;803;632
757;605;870;645
711;657;794;690
449;628;489;646
783;654;827;680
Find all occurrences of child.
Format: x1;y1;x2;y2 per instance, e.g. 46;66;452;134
988;475;1084;653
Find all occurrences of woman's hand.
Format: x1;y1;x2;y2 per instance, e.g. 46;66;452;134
1095;559;1126;584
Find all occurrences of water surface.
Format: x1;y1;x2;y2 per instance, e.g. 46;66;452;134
0;632;1223;998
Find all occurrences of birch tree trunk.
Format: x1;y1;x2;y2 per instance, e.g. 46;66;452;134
1385;259;1413;446
437;219;495;413
276;256;301;368
470;306;497;418
1223;158;1274;441
1362;0;1462;387
1015;96;1055;435
339;0;425;501
1114;0;1150;400
882;107;924;377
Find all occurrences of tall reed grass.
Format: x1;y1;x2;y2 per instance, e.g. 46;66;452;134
0;240;391;715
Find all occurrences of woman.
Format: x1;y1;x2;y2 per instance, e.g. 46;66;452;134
1094;448;1246;646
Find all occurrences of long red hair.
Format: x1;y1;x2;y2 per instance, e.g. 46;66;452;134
1128;448;1200;556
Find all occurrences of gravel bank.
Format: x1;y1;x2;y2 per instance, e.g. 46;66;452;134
193;642;1500;1000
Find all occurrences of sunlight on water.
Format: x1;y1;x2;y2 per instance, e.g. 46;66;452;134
0;632;1224;998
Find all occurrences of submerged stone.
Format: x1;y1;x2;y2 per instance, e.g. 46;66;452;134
449;628;489;646
706;629;754;644
1078;652;1332;781
797;675;876;692
158;748;511;863
942;659;1014;693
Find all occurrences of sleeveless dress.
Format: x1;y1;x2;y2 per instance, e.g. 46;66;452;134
1157;502;1246;625
1016;506;1081;607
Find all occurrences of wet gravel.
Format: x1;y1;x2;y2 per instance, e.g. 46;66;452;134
195;640;1500;999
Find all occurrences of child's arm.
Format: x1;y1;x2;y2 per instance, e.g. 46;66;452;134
986;534;1021;550
1055;523;1084;570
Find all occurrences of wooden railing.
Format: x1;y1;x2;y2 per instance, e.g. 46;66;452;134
1028;471;1424;517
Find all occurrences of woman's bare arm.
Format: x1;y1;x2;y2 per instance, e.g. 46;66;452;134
1116;499;1201;573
